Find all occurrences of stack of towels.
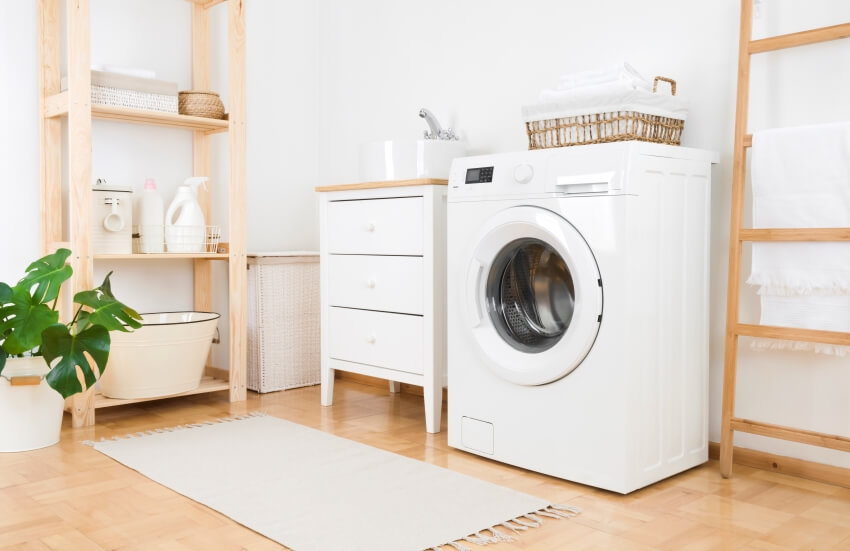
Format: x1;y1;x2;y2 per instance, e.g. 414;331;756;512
749;122;850;356
522;62;687;123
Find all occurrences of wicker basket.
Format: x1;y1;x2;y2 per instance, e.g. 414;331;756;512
525;76;685;149
178;90;226;119
247;253;320;393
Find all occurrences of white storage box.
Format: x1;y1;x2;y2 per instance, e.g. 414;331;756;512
247;252;320;392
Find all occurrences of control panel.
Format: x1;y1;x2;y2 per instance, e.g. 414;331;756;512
465;166;494;184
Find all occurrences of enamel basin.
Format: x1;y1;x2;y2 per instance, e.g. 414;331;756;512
358;140;467;182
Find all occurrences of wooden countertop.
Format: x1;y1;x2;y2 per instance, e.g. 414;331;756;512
315;178;448;192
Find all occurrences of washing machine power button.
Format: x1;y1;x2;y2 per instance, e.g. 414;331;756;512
514;163;534;184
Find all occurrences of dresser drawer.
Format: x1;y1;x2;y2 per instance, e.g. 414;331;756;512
328;308;423;375
327;255;423;315
327;197;423;255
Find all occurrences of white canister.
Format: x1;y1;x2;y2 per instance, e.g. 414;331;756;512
91;180;133;255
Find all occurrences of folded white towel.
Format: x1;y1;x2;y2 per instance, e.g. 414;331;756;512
556;62;649;92
92;63;157;80
526;84;687;122
749;122;850;356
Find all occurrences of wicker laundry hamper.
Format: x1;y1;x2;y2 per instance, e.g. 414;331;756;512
247;252;320;392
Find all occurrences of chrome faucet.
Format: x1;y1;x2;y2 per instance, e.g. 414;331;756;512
419;108;459;141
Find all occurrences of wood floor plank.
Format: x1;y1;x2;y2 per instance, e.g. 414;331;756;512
0;379;848;550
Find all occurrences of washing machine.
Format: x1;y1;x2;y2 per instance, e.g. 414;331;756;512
447;141;718;494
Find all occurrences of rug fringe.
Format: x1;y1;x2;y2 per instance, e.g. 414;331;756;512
428;503;581;550
82;411;268;447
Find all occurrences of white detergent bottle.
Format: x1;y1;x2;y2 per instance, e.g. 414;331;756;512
139;178;165;253
165;176;208;253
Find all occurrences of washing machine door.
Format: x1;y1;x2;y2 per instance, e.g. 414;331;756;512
465;206;602;386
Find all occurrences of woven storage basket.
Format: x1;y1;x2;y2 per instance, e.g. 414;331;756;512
525;76;685;149
247;253;320;393
178;90;226;119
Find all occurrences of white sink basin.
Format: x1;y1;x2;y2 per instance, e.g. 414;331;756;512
358;140;467;182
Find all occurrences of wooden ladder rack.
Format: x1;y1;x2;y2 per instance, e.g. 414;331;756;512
720;1;850;477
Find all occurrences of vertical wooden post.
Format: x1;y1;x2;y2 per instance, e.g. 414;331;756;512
720;0;754;478
192;3;213;319
38;0;62;256
227;0;248;401
66;0;95;427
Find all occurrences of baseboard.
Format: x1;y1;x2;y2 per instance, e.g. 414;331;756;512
336;371;448;400
708;441;850;489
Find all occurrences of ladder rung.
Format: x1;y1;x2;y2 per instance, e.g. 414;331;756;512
743;134;752;148
739;228;850;241
749;22;850;54
735;323;850;346
731;418;850;453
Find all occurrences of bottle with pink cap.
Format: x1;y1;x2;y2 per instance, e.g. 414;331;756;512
139;178;164;253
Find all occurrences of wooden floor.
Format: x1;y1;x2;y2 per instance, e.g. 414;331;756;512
2;380;850;551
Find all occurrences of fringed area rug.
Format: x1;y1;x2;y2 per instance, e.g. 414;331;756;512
86;413;579;551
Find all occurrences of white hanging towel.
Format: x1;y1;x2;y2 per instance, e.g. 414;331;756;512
749;122;850;355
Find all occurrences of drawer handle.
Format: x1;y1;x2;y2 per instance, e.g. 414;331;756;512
366;222;376;232
367;335;377;344
367;279;376;289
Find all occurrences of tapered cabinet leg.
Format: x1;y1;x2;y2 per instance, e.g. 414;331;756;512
423;383;442;434
321;364;335;406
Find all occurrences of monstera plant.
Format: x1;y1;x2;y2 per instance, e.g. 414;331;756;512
0;248;142;399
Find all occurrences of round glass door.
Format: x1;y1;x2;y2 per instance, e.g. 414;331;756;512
465;206;601;386
486;238;575;353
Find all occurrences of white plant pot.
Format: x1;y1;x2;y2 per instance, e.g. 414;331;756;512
0;357;65;452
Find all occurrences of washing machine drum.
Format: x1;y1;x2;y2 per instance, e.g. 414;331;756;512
466;206;602;386
487;238;575;353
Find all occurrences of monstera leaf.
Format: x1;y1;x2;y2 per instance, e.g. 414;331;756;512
0;348;5;377
73;272;142;333
0;282;11;339
41;323;110;399
0;285;60;355
17;248;72;304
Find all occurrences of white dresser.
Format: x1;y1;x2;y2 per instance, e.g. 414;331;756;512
317;179;447;433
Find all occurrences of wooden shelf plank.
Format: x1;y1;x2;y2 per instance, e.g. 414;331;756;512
730;418;850;453
739;228;850;241
95;253;229;260
749;22;850;54
92;104;228;133
41;95;229;133
315;178;448;193
735;323;850;346
94;376;230;409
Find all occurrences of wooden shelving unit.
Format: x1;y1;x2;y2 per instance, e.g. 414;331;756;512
37;0;248;427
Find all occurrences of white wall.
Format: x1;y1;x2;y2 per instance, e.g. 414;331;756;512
2;0;849;468
314;0;850;468
0;3;40;286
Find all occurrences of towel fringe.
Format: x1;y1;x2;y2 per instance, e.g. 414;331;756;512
750;338;849;357
80;411;268;446
431;503;580;550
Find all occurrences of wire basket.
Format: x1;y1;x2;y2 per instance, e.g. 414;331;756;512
525;76;685;149
139;225;222;254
